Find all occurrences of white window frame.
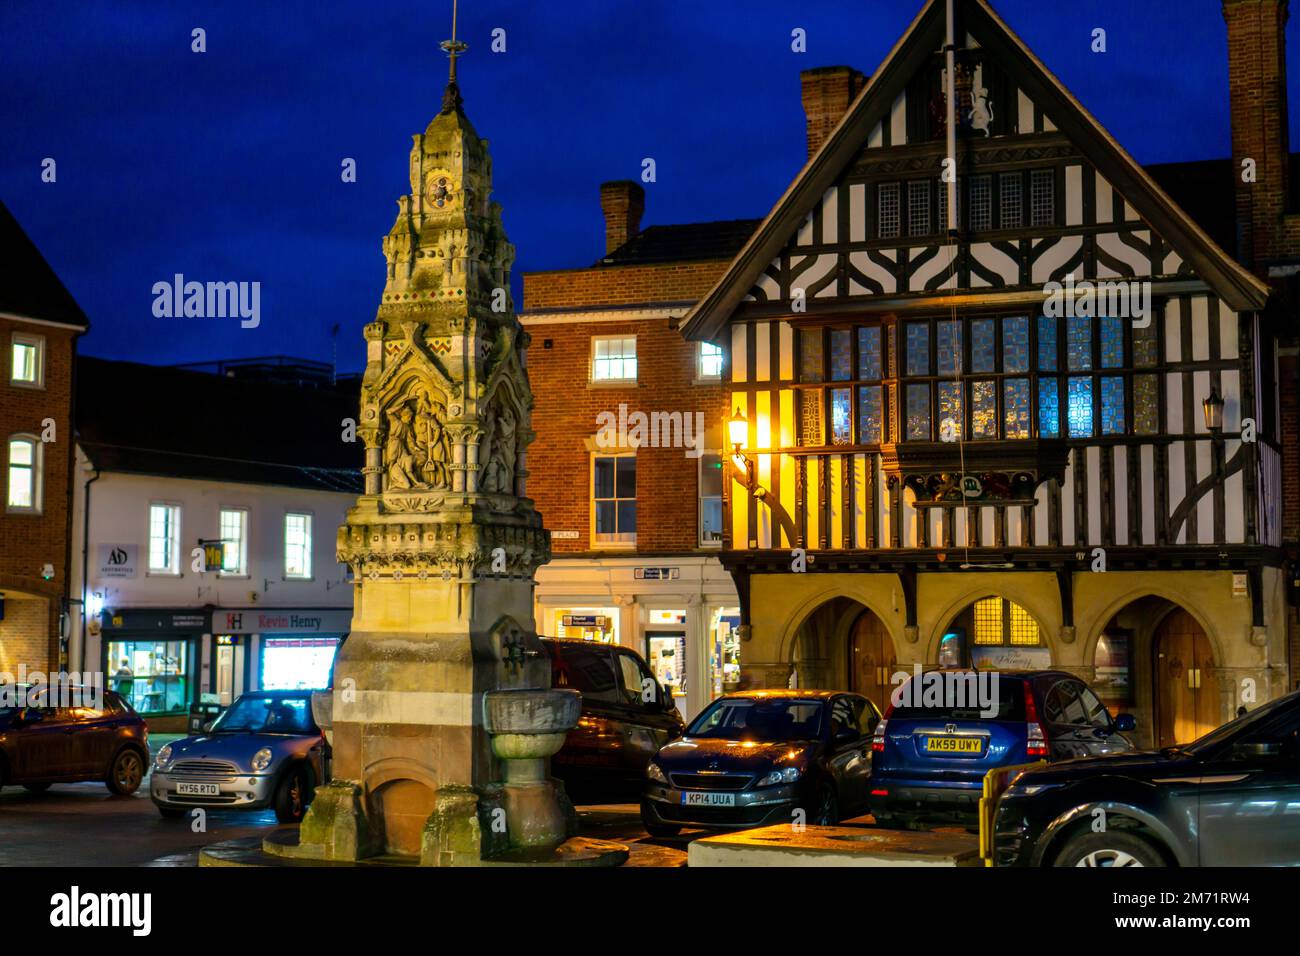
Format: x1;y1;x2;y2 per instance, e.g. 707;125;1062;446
591;453;636;547
6;434;42;513
284;511;314;580
591;336;637;384
9;333;45;389
698;451;724;548
147;502;182;576
696;341;724;382
218;507;249;577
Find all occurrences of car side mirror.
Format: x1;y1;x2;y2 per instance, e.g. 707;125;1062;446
1233;740;1283;761
202;719;215;733
661;687;677;713
1114;713;1137;733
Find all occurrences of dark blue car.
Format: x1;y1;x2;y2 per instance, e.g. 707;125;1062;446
869;669;1135;826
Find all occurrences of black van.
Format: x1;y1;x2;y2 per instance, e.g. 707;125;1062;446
541;638;686;803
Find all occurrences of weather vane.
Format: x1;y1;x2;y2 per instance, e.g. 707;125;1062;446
440;0;468;86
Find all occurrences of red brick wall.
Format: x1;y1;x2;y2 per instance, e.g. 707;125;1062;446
523;261;728;311
0;317;78;670
526;315;728;555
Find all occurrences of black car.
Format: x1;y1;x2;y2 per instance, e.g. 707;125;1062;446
641;690;880;836
542;638;685;803
870;669;1135;826
994;688;1300;866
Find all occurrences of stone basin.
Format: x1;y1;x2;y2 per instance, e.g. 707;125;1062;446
483;688;581;735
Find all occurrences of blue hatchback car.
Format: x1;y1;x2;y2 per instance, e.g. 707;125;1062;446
868;669;1135;826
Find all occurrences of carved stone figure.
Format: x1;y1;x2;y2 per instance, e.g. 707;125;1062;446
384;406;421;490
479;399;517;495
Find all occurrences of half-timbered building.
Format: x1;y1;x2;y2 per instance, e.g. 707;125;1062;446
681;0;1291;746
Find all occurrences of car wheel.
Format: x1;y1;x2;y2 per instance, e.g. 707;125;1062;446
22;782;51;793
1054;830;1166;868
106;749;144;796
812;784;838;826
157;806;187;819
639;802;681;838
274;766;310;823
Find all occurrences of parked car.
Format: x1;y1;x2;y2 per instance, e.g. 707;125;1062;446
640;690;880;836
541;638;685;803
0;685;148;795
150;689;326;823
869;669;1135;827
994;688;1300;866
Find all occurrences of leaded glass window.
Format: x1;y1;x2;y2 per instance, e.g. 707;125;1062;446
906;383;932;440
1037;315;1058;371
1100;377;1125;435
1100;316;1125;369
1067;376;1093;437
1000;172;1023;228
1132;322;1159;367
1039;379;1060;437
937;320;963;375
1030;169;1055;226
858;386;883;443
938;381;964;441
969;175;992;231
1003;316;1030;373
830;388;852;445
798;391;823;446
1004;378;1030;438
971;318;996;374
1067;315;1092;370
906;323;930;376
908;180;931;237
1133;374;1159;434
829;329;853;381
878;182;900;238
857;327;882;380
799;329;823;382
972;380;997;438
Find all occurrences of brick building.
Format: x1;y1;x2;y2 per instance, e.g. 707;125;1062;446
0;201;87;677
527;0;1300;734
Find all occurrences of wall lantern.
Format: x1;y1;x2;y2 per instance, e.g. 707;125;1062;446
1202;388;1224;432
728;409;749;454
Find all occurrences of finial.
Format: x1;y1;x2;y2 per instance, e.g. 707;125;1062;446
439;0;468;113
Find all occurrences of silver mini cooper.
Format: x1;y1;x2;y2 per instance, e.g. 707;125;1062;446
150;690;326;823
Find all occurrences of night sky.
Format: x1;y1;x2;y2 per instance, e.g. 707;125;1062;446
2;0;1297;372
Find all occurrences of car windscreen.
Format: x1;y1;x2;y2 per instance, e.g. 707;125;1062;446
886;672;1026;721
211;695;316;734
686;698;825;742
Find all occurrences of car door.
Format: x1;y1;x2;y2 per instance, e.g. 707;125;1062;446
1072;683;1133;756
824;695;873;816
547;643;626;797
13;703;77;780
70;697;127;777
1195;705;1300;866
1039;679;1093;760
612;649;680;785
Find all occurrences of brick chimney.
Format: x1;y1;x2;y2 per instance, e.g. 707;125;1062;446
800;66;867;158
599;180;645;255
1224;0;1296;268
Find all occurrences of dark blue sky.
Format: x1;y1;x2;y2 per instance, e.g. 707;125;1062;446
3;0;1297;373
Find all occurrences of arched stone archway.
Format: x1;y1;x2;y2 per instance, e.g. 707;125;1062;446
782;596;896;694
929;594;1053;670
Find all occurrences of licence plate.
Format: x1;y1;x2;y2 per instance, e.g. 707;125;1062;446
924;736;983;754
682;791;736;807
176;782;220;796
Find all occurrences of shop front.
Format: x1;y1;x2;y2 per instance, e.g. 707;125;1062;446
212;607;351;697
98;608;207;730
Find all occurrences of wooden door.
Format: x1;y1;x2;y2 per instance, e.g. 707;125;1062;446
849;611;896;710
1154;609;1220;747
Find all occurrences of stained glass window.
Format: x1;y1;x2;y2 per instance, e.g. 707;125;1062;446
798;391;823;446
858;386;884;443
906;323;930;376
1004;378;1030;439
1030;169;1055;226
1008;602;1041;645
937;320;963;375
857;326;882;380
971;318;996;373
1067;315;1093;370
1037;316;1058;371
1000;172;1023;228
972;380;997;439
1002;316;1029;373
1132;322;1159;367
1100;376;1125;435
878;182;900;239
938;382;963;441
1039;378;1060;438
970;175;992;231
1067;376;1094;437
908;180;931;237
830;388;852;445
1134;374;1159;434
1100;315;1124;369
829;329;853;381
800;329;824;382
937;179;957;232
906;384;931;440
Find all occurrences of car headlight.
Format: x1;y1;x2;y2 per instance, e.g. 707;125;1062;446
645;762;669;785
155;744;173;770
757;767;802;787
250;748;273;772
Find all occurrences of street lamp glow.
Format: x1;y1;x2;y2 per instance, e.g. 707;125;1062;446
728;409;748;452
1202;388;1224;432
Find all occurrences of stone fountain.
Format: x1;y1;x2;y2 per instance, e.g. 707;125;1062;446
278;51;624;868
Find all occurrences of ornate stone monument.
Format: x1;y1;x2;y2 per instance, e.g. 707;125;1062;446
293;31;580;864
